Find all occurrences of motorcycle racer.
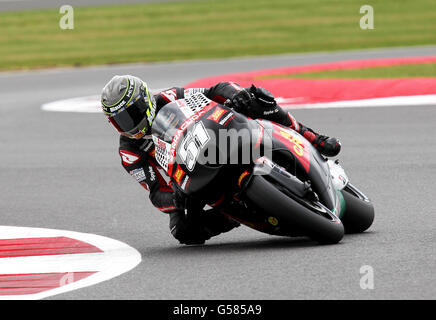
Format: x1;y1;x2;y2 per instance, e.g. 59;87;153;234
101;75;341;245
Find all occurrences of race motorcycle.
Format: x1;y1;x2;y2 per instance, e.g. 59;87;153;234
151;93;374;244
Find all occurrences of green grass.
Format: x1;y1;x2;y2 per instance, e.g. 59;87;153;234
258;62;436;79
1;0;436;71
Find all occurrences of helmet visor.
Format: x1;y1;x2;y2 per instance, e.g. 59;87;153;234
108;93;151;139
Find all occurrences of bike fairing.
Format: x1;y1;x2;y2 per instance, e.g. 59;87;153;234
151;96;358;243
113;80;349;243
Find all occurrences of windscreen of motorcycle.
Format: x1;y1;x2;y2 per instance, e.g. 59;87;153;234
151;93;212;143
151;101;187;144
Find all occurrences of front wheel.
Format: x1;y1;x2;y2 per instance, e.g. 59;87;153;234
244;175;344;244
340;184;375;233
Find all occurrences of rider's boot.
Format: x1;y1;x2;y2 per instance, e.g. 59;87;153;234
169;210;211;245
300;124;341;157
286;113;341;157
201;209;240;237
169;207;239;245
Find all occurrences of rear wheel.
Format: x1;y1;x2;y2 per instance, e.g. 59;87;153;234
340;184;375;233
244;175;344;244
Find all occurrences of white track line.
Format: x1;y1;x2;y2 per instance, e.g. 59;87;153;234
280;94;436;109
41;94;436;113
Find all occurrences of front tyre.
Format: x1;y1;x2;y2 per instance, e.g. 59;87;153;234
340;184;375;233
244;175;344;244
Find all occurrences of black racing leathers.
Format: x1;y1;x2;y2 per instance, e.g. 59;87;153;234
118;81;317;215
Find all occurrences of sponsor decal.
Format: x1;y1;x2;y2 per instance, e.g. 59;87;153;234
279;129;304;157
131;130;146;139
272;124;310;172
160;89;177;102
129;168;146;182
140;140;154;152
148;166;156;181
268;216;279;226
152;136;172;172
154;138;168;150
119;150;140;166
207;107;227;123
179;104;195;119
102;77;136;114
180;175;190;191
184;88;205;97
173;165;185;185
163;112;179;129
218;112;234;126
237;170;251;188
146;105;156;126
108;101;126;113
262;109;278;116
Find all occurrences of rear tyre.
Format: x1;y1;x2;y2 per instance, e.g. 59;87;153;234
340;184;375;233
244;175;344;244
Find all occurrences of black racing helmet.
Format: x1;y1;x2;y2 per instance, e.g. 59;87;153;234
101;75;157;139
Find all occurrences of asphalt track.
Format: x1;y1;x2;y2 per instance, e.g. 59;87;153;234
1;46;436;299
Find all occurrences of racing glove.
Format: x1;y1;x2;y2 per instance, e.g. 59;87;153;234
226;84;290;124
225;87;254;114
247;85;290;124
